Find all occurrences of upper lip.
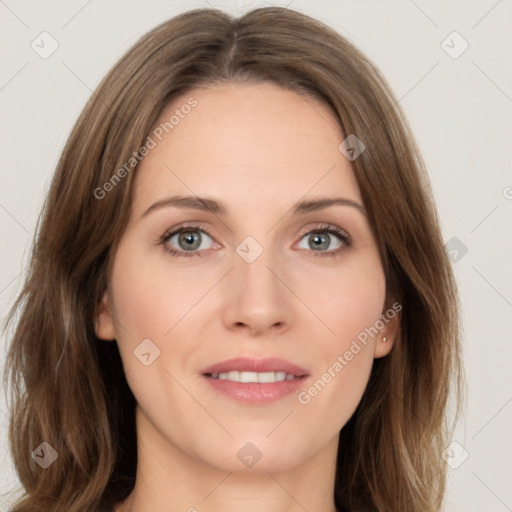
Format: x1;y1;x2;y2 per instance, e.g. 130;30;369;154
200;357;309;377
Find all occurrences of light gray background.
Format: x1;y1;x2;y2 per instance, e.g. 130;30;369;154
1;1;511;510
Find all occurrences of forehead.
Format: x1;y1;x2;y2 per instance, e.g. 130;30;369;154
133;81;363;216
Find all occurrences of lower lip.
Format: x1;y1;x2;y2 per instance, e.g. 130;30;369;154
202;375;307;404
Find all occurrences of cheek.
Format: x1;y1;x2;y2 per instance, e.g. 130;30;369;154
308;250;386;343
295;251;385;413
109;242;209;340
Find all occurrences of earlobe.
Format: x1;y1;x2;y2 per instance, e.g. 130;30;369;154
94;292;117;340
374;330;397;359
374;335;393;358
374;299;401;359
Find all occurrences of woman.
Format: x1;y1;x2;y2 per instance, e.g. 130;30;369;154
3;6;462;512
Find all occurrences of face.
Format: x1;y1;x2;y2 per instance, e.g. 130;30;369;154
95;81;398;473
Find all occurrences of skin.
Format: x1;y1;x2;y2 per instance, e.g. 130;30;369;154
95;81;398;512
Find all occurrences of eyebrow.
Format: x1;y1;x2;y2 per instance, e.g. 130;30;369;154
141;195;366;218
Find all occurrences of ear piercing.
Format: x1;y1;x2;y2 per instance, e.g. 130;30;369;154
382;336;388;343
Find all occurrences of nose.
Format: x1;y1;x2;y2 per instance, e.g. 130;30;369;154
221;247;294;337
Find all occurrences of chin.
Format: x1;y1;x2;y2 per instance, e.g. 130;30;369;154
190;432;317;474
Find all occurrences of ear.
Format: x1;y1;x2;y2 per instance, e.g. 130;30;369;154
373;297;401;359
94;291;117;340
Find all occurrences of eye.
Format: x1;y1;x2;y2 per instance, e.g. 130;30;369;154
158;222;352;259
159;223;216;258
296;223;352;258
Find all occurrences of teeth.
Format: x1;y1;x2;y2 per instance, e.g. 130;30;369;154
210;371;297;383
258;371;279;383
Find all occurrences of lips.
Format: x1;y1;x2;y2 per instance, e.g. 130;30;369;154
200;357;310;404
200;357;309;377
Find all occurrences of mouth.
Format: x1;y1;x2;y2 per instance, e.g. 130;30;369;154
200;357;309;404
205;370;302;383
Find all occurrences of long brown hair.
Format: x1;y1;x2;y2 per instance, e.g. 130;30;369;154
3;7;462;511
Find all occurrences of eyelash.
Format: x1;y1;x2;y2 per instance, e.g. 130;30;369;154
158;222;352;259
